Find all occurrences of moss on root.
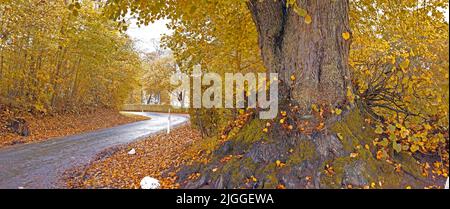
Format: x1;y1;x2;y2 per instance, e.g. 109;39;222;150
257;163;278;188
393;152;422;178
331;108;376;152
319;148;407;188
186;114;267;158
287;140;316;166
321;108;426;188
231;119;268;146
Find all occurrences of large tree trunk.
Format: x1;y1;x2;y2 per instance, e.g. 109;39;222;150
248;0;351;109
179;0;355;189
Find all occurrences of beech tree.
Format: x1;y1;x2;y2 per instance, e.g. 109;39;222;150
0;0;143;114
142;53;176;105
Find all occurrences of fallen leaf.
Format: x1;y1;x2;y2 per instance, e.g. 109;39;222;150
337;133;344;140
350;153;359;158
290;74;296;81
304;14;312;24
342;32;351;40
376;150;384;160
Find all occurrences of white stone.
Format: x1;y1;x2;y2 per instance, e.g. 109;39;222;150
127;148;136;155
445;177;449;189
140;176;160;189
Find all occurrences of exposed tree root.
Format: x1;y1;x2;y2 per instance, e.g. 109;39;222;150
177;107;446;189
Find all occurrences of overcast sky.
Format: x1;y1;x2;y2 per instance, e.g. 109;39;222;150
126;19;172;53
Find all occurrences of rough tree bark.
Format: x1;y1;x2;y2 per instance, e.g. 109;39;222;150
248;0;351;109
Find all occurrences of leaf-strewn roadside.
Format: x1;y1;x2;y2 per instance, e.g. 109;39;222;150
64;125;201;189
0;105;149;148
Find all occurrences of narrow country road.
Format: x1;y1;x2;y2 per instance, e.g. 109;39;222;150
0;112;189;189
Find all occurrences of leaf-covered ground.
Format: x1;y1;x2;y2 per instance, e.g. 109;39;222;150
0;105;149;148
64;125;202;189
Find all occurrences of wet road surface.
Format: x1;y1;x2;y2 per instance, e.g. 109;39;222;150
0;112;188;189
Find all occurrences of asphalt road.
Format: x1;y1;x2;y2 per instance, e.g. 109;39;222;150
0;112;189;189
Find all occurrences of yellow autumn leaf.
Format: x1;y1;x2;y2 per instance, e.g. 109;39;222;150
346;87;355;103
293;5;307;17
376;150;384;160
393;142;402;153
399;127;410;138
304;14;312;24
311;104;319;112
410;144;419;153
342;31;350;40
276;160;285;168
375;125;384;134
290;74;296;81
400;59;410;70
350;153;359;158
